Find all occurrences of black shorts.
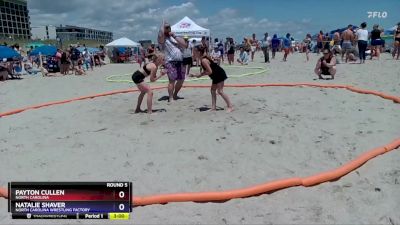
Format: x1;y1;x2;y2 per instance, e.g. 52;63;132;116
371;39;383;46
182;57;192;66
209;71;228;84
321;68;331;75
132;70;145;84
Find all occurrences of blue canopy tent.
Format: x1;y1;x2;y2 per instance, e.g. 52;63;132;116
0;46;21;60
29;45;57;56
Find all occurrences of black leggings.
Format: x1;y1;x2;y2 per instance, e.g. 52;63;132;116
358;40;368;60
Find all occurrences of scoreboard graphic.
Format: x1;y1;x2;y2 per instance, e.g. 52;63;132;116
8;182;132;220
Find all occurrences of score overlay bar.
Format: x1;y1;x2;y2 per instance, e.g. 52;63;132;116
8;182;132;220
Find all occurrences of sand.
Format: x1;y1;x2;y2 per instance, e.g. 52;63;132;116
0;52;399;224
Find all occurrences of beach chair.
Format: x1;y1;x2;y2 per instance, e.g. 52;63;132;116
11;64;22;79
46;57;60;73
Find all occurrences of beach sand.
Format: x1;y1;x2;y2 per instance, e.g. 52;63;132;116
0;52;399;224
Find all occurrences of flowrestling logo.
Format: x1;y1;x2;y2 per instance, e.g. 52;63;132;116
179;22;191;28
367;11;388;18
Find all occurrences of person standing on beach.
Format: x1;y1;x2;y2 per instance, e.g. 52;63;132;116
317;31;324;54
261;32;271;63
138;44;146;67
369;24;383;60
323;33;331;50
182;37;193;78
303;34;312;61
227;38;235;65
393;22;400;60
282;33;291;62
242;38;250;54
341;25;355;63
192;39;200;66
271;34;280;59
250;33;258;62
356;22;368;64
158;20;188;102
218;40;224;63
132;53;167;114
190;49;233;113
332;32;342;57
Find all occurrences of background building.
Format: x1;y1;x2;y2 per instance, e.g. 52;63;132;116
0;0;30;40
56;25;113;43
31;25;56;40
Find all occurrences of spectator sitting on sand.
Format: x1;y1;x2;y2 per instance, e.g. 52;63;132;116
237;47;249;65
75;58;86;75
346;46;358;63
314;49;336;80
23;58;40;75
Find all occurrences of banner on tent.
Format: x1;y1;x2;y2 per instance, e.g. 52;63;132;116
175;31;208;36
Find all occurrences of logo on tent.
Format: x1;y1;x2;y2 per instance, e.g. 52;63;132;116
180;22;191;28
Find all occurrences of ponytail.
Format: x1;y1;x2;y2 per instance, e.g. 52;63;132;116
150;52;164;62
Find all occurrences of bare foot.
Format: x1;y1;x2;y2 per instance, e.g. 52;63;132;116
206;108;216;112
226;107;234;113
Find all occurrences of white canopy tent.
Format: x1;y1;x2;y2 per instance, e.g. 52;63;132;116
105;37;140;63
171;16;210;37
106;37;140;47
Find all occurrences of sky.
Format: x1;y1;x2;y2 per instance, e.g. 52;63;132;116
28;0;400;42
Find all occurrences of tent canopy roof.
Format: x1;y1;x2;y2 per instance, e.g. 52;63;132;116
106;37;140;47
171;16;210;37
29;45;57;56
0;46;21;59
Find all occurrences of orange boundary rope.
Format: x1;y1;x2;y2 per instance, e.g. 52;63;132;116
0;83;399;207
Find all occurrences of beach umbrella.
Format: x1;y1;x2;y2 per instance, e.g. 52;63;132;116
0;46;21;59
29;45;57;56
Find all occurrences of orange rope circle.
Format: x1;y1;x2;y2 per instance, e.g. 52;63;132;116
0;83;399;207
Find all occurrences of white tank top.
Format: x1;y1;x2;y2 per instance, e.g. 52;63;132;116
356;29;368;41
162;37;183;62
